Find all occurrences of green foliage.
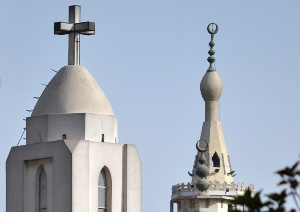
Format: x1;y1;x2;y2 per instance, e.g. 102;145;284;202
230;160;300;212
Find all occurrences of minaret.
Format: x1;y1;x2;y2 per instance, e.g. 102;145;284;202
170;23;253;212
6;5;142;212
193;23;232;184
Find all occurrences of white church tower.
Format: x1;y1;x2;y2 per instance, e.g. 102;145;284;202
170;23;253;212
6;5;142;212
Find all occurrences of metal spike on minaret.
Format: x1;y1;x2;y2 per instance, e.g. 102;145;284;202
207;23;218;72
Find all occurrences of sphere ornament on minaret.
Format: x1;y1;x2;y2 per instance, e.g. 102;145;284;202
195;139;209;192
200;23;223;102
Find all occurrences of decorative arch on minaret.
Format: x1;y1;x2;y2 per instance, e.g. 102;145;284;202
98;166;112;212
36;165;47;212
212;152;220;167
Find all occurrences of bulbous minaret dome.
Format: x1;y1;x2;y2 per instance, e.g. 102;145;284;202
200;72;223;101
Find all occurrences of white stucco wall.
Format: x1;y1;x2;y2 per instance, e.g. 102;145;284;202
124;144;142;212
87;141;124;212
23;158;53;212
7;140;141;212
177;198;232;212
26;113;118;144
6;141;72;212
72;141;142;212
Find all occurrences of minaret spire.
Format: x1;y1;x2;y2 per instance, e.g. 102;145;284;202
196;23;230;184
207;23;218;72
170;23;253;212
200;23;223;122
54;5;95;65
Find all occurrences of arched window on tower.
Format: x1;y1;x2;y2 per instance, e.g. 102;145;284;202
38;167;47;212
98;167;112;212
212;152;220;167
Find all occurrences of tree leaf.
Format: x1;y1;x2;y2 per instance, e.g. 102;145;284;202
291;162;299;172
278;180;287;186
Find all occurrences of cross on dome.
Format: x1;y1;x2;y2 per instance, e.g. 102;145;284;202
54;5;95;65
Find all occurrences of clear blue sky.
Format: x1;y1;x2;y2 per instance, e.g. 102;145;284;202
1;1;300;211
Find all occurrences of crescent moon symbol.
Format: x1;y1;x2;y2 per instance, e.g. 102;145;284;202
207;23;218;35
196;139;208;152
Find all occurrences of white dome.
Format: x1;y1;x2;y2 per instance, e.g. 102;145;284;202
200;71;223;101
32;65;114;116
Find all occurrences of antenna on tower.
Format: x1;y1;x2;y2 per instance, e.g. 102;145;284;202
51;69;58;73
17;128;26;146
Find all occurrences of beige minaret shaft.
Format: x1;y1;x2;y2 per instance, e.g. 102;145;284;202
205;100;219;121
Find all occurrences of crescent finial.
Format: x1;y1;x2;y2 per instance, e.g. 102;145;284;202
207;23;218;35
196;139;208;153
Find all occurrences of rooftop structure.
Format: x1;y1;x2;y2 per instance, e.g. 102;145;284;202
6;6;142;212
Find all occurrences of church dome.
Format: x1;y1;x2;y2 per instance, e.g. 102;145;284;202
32;65;114;116
200;71;223;101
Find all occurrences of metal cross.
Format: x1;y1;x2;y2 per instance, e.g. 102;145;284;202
54;5;95;65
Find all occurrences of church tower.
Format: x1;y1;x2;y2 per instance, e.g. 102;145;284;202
6;5;142;212
170;23;253;212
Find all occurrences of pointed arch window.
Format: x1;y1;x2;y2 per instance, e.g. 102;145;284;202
38;167;47;212
98;169;107;211
212;152;220;167
98;167;112;212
